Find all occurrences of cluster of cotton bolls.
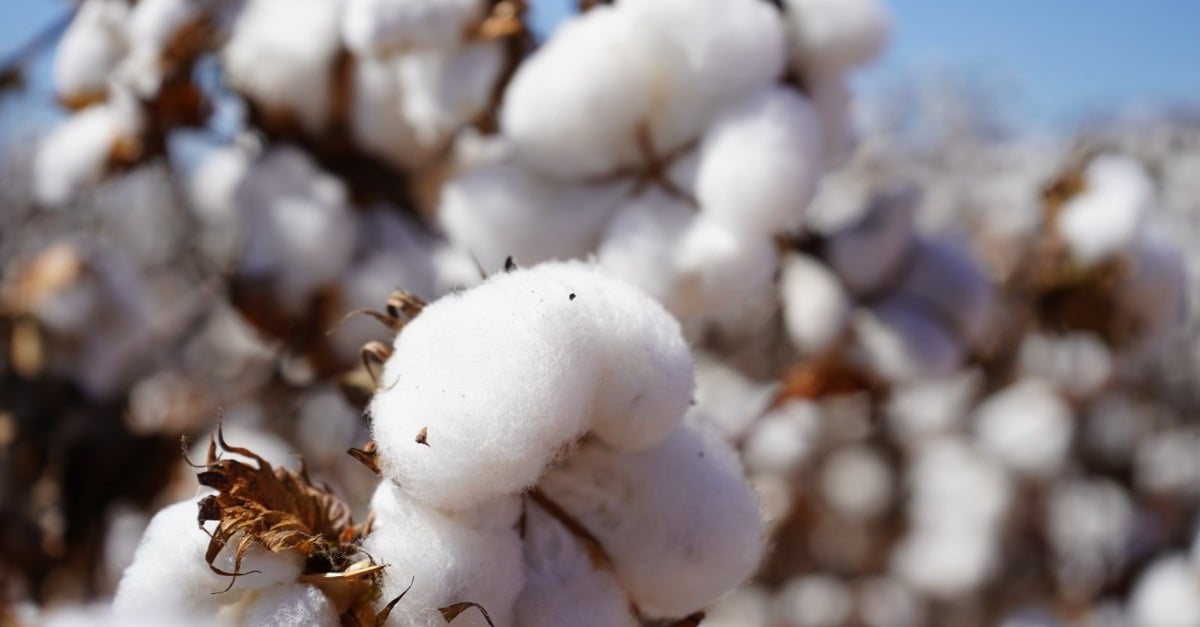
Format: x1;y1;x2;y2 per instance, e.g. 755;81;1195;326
439;0;890;319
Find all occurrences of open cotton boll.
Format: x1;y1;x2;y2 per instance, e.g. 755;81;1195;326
440;148;628;271
398;42;503;146
894;238;996;347
689;353;777;441
500;6;660;178
533;262;694;452
908;438;1012;529
54;0;129;106
672;217;779;319
349;56;430;170
1057;155;1154;265
742;402;820;474
818;445;893;520
852;297;964;382
774;575;853;627
1134;428;1200;496
363;483;523;627
780;252;850;355
34;95;144;208
891;527;997;600
222;0;341;135
1128;556;1200;627
1046;479;1132;592
243;584;338;627
341;0;483;54
514;505;637;627
781;0;891;78
121;0;202;95
536;424;765;618
368;265;605;509
1017;332;1113;398
974;379;1074;477
597;191;694;310
886;370;980;446
236;147;356;312
825;188;918;295
696;87;822;239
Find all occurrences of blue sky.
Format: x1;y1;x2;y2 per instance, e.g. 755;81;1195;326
3;0;1199;133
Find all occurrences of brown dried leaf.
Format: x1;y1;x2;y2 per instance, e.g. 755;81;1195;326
771;356;883;407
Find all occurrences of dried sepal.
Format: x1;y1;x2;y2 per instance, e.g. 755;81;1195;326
439;601;497;626
341;576;413;627
528;488;612;570
348;441;382;477
771;355;883;407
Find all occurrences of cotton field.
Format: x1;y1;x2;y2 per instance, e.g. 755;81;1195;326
1;1;1199;626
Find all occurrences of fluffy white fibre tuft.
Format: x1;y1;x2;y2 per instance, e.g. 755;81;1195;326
536;423;765;618
244;584;338;627
780;252;850;355
222;0;341;135
398;43;504;146
34;94;144;208
596;191;694;311
696;87;822;239
671;217;779;319
121;0;202;95
781;0;891;77
53;0;129;104
342;0;483;54
1058;155;1154;265
362;483;523;627
974;379;1074;477
349;56;430;170
1129;556;1200;627
852;297;964;382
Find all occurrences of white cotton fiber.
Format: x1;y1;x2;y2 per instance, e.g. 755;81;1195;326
742;402;819;474
818;445;893;519
696;87;822;239
536;424;765;618
1129;556;1200;627
774;575;853;627
514;505;637;627
439;148;629;271
349;56;429;170
398;42;504;146
852;297;964;382
54;0;129;105
1058;155;1153;265
894;238;995;347
826;188;918;295
886;370;980;446
596;191;695;310
891;526;996;600
34;95;143;208
974;379;1074;477
689;352;777;441
672;217;779;319
781;0;891;77
222;0;342;134
122;0;201;95
341;0;484;54
809;75;855;167
780;252;850;355
244;584;338;627
362;483;523;627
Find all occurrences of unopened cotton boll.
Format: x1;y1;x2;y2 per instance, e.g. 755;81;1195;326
781;0;891;77
398;43;504;146
244;584;338;627
341;0;483;54
780;252;850;355
514;505;637;627
696;87;822;239
536;424;764;618
34;95;144;208
825;188;918;295
222;0;341;135
362;483;523;627
1058;155;1154;265
54;0;129;106
852;297;964;382
974;379;1074;477
1128;556;1200;627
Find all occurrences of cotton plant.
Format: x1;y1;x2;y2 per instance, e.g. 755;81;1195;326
439;0;891;320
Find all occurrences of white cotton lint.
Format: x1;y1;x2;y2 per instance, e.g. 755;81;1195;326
779;252;850;356
1046;478;1132;589
671;217;778;320
362;483;523;627
243;584;339;627
893;237;996;348
341;0;484;54
1058;154;1154;266
973;378;1074;478
781;0;891;78
53;0;129;105
696;86;822;239
34;95;143;208
348;55;430;170
1128;555;1200;627
825;187;918;295
907;438;1012;529
773;575;853;627
398;42;504;147
121;0;202;95
818;445;893;520
596;190;695;310
535;423;764;619
885;369;981;447
513;505;637;627
851;296;964;383
1134;428;1200;496
439;146;629;272
221;0;341;135
890;526;996;600
741;402;819;475
689;352;776;442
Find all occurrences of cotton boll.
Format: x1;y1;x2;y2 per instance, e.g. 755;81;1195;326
244;584;338;627
782;0;891;77
181;144;252;262
440;148;628;271
348;56;430;170
1058;155;1153;265
597;191;694;309
809;75;855;168
500;7;661;178
122;0;203;95
1047;479;1132;592
341;0;484;54
908;439;1011;530
858;577;926;627
894;238;995;348
825;188;918;295
886;370;980;447
54;0;129;106
536;424;765;618
1128;556;1200;627
1017;332;1114;398
742;402;820;474
34;96;144;208
696;87;822;239
514;505;637;627
891;527;997;600
368;265;605;509
780;252;850;356
818;445;893;520
973;379;1074;478
852;297;964;382
774;575;852;627
363;483;523;627
1135;428;1200;496
222;0;342;135
689;352;776;441
672;217;779;319
399;42;504;146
